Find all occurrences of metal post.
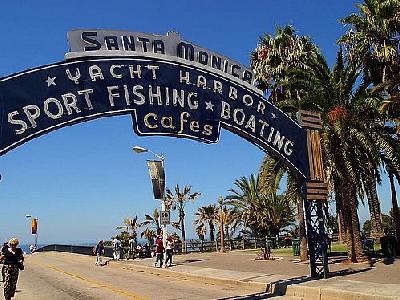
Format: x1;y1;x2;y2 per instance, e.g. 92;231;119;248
297;110;329;279
161;158;167;268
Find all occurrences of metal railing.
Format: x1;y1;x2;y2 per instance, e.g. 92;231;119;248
36;237;286;257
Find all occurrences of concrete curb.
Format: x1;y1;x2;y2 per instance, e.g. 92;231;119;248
108;261;269;293
286;284;400;300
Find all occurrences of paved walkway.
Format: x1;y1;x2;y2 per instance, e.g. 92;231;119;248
108;250;400;299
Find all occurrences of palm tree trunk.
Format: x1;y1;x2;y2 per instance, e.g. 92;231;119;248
220;215;225;252
296;196;308;261
335;177;346;243
335;183;346;243
180;210;186;242
341;180;364;262
388;170;400;250
364;163;384;240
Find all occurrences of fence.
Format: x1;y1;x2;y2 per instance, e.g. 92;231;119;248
36;237;287;257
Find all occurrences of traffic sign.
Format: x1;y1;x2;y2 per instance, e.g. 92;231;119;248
160;211;170;225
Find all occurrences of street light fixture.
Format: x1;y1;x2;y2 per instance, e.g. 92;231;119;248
133;145;168;267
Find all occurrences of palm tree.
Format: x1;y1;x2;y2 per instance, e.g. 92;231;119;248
338;0;400;85
123;216;140;241
259;155;308;261
251;21;400;261
227;175;295;239
166;185;201;242
339;0;400;248
142;208;161;235
386;163;400;250
194;204;218;241
141;228;156;246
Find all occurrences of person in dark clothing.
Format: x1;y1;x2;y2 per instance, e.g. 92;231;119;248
0;238;24;300
94;240;105;266
1;242;8;282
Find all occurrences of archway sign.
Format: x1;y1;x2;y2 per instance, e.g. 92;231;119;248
0;30;328;278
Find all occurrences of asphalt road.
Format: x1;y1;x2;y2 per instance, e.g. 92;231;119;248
3;252;267;300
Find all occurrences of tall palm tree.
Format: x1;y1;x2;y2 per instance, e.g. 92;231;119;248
339;0;400;248
338;0;400;85
194;204;218;241
166;185;201;242
386;163;400;249
252;26;393;261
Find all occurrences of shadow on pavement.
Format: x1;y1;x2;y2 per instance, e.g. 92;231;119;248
382;257;395;265
217;292;281;299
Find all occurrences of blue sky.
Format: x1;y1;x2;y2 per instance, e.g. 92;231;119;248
0;0;396;245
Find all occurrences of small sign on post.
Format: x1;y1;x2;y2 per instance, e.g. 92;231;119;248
160;211;170;225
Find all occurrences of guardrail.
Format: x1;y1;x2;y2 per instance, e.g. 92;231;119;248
36;237;289;257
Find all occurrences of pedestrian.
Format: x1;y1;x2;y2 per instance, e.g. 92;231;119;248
0;241;8;282
0;238;24;300
153;236;164;268
112;238;121;260
128;237;136;260
94;240;105;266
165;236;174;267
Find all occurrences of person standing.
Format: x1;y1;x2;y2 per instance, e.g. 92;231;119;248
153;236;164;268
128;237;136;260
165;236;174;267
94;240;105;266
0;238;24;300
112;238;121;260
1;241;8;282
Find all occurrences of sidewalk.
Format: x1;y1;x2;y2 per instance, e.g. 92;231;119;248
108;251;400;299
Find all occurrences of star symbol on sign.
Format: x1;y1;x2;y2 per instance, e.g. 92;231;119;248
45;76;56;87
205;101;214;111
271;112;276;119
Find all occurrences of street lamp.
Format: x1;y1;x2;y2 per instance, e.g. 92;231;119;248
132;145;168;267
25;214;38;249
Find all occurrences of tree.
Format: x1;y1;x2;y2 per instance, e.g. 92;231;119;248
251;25;393;262
363;213;395;236
387;163;400;249
339;0;400;249
142;208;161;235
227;175;295;239
141;228;156;246
258;155;308;261
123;216;140;242
166;185;201;242
194;204;218;241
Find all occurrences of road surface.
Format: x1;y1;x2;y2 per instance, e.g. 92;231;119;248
4;252;268;299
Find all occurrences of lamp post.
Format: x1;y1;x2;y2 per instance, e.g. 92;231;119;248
25;214;38;249
133;145;168;267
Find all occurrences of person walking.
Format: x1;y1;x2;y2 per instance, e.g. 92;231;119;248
112;238;121;260
0;238;24;300
153;236;164;268
165;236;174;267
94;240;105;266
128;237;136;260
0;241;8;282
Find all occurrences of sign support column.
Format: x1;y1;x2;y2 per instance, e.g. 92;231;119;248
297;110;329;279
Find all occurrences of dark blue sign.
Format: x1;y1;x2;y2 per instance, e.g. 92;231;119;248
0;57;309;178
